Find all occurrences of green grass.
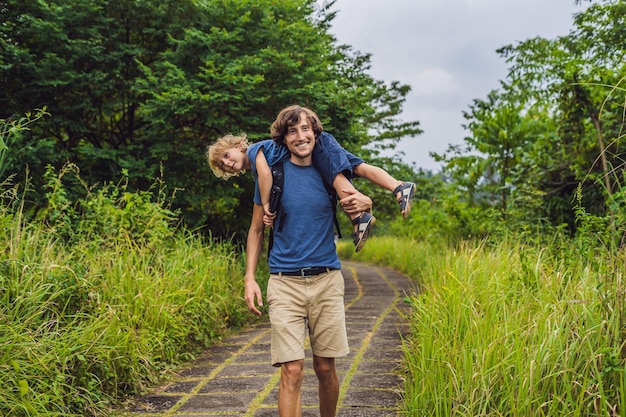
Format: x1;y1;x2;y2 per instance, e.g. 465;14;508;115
4;172;625;416
340;235;626;416
0;216;252;416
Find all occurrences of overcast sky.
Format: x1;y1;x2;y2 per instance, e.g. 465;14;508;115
326;0;586;172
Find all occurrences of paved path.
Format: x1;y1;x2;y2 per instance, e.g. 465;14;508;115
115;261;416;417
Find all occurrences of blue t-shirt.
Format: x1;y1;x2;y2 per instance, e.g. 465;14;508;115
254;161;341;272
246;140;290;178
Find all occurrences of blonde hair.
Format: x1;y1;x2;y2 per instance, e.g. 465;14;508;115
206;134;250;179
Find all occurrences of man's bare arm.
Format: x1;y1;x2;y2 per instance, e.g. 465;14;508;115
244;204;266;316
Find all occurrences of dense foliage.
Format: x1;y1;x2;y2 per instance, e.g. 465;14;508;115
0;0;420;241
434;0;626;240
3;0;626;242
0;168;256;416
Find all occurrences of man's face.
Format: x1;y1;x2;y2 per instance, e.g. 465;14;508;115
284;113;315;162
218;144;247;174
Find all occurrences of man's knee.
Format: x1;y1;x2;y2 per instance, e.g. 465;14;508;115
281;360;304;387
313;356;335;378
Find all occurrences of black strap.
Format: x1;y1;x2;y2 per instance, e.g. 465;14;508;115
321;179;342;239
268;164;284;216
268;163;285;256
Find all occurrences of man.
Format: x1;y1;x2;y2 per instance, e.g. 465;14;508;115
244;105;372;417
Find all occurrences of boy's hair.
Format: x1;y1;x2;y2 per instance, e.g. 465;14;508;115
206;134;250;179
270;105;323;145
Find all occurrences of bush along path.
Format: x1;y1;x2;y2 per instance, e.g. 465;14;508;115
115;261;417;417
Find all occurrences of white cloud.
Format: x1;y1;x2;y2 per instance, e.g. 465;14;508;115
328;0;585;171
411;68;463;98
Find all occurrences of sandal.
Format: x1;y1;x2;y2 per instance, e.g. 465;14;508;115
351;212;376;252
393;182;416;219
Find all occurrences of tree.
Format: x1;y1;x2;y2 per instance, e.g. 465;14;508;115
438;0;626;233
0;0;420;239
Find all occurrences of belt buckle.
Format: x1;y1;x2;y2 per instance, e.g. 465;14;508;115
300;267;313;277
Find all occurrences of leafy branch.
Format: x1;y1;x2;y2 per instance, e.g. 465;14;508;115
0;108;50;179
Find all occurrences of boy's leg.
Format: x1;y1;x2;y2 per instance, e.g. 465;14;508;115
333;174;375;252
312;133;375;250
353;163;416;219
352;163;401;192
312;132;354;187
313;132;372;216
310;133;374;251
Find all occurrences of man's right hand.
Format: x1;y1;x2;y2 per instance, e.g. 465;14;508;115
244;276;263;316
339;188;373;215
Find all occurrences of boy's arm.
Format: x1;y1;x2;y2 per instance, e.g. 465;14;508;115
255;149;274;218
244;203;265;316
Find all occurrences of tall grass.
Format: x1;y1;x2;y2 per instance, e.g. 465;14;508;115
0;171;252;416
341;236;625;416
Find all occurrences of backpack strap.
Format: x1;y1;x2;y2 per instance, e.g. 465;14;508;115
267;163;285;255
322;181;342;239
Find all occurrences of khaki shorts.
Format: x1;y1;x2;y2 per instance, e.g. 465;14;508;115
266;269;349;366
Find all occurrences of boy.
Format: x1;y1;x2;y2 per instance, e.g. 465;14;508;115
207;131;415;252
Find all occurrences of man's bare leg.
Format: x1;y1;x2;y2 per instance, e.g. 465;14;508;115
313;355;340;417
278;360;304;417
332;174;375;251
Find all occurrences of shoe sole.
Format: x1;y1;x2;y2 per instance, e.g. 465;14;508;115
403;183;416;219
354;215;376;252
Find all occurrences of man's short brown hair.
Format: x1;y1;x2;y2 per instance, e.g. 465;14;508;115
270;105;323;145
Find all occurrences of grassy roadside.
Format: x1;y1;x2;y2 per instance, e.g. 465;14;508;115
4;186;624;417
1;214;257;416
338;235;625;416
